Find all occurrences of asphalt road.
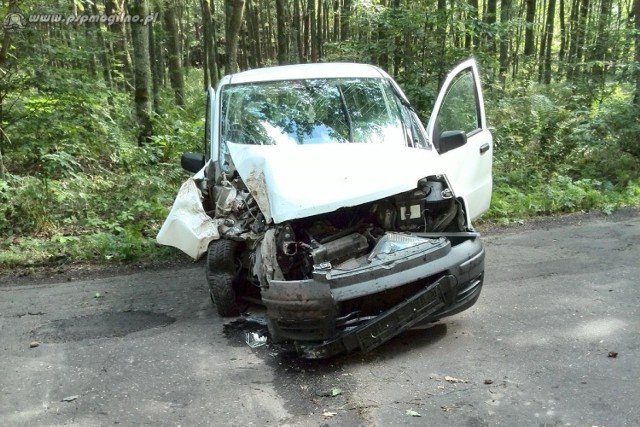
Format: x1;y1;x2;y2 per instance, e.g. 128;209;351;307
1;210;639;426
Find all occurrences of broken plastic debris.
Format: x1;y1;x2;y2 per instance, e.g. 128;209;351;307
315;387;343;397
62;395;78;402
245;331;268;348
444;375;469;383
322;411;337;418
406;409;421;417
330;387;343;397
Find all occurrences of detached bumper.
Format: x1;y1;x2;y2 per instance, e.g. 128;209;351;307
262;236;484;357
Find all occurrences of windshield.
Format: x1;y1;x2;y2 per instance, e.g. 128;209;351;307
220;78;428;147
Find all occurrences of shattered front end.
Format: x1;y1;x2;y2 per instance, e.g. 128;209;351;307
262;231;484;358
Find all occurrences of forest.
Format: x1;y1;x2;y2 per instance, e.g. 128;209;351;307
0;0;638;267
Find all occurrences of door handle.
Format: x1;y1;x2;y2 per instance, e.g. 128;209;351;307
479;143;490;154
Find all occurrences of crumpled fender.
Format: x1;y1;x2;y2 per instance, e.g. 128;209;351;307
156;177;221;259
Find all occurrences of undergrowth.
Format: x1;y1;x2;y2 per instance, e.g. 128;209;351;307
0;71;638;268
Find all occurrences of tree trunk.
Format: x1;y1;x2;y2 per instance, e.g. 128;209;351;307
293;0;305;63
341;0;352;41
105;0;133;88
201;0;220;87
245;0;259;68
543;0;556;83
317;0;324;59
566;0;580;79
333;0;340;42
128;0;153;145
591;0;612;82
309;0;318;62
436;0;448;86
91;1;112;89
635;0;640;105
499;0;512;84
148;8;161;112
164;2;185;105
558;0;566;67
226;0;246;74
276;0;288;64
523;0;536;56
485;0;497;53
572;0;590;78
466;0;479;49
392;0;401;77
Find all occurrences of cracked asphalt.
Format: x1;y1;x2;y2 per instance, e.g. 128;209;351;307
1;209;638;426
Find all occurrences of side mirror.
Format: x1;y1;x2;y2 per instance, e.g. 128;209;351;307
181;152;205;173
439;130;467;154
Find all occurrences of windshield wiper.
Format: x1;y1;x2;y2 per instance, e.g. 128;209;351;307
387;79;419;115
337;85;353;142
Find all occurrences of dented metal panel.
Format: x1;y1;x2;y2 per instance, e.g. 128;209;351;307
227;142;445;224
156;177;221;259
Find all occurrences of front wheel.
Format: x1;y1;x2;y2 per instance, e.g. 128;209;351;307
206;239;240;317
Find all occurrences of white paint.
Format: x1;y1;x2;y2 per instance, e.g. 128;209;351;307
227;141;444;224
156;176;221;259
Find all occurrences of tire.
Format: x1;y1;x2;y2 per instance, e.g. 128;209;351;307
207;239;240;317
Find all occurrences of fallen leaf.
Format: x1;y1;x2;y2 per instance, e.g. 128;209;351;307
62;395;78;402
444;375;468;383
29;341;40;348
484;379;493;385
322;411;337;418
608;351;618;358
406;409;421;417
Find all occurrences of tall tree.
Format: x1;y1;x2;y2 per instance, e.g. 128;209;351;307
590;0;612;82
485;0;498;53
465;0;480;49
164;1;185;106
309;0;319;62
128;0;153;144
90;1;112;89
148;10;161;112
523;0;536;57
499;0;512;83
558;0;567;67
293;0;305;63
635;0;640;105
105;0;133;87
226;0;246;74
201;0;220;87
542;0;556;83
341;0;352;41
276;0;288;64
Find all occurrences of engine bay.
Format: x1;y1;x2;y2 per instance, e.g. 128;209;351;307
208;173;467;282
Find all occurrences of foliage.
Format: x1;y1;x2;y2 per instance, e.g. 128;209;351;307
0;67;204;268
1;0;639;268
483;81;640;223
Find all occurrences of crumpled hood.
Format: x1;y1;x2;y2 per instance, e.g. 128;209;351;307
227;142;442;224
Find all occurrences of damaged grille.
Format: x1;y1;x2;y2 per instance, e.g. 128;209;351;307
336;273;447;330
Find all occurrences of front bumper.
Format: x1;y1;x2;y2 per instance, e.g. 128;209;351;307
262;236;484;356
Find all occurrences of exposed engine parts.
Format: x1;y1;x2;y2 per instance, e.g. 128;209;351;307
208;174;467;283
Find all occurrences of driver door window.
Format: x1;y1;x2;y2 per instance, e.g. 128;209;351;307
433;70;480;150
